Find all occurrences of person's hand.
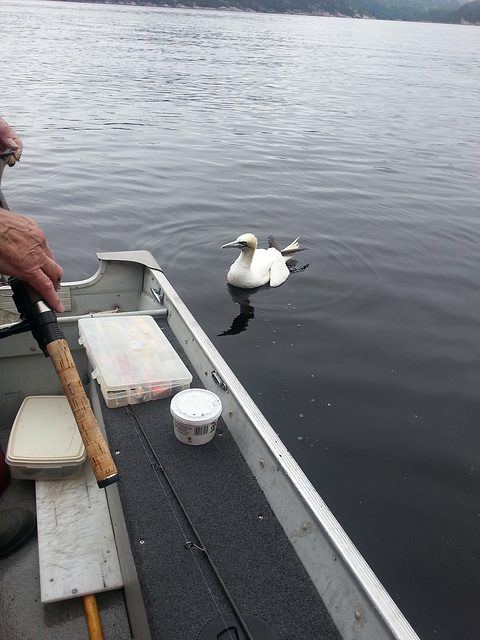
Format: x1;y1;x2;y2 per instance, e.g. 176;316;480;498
0;117;23;165
0;209;64;313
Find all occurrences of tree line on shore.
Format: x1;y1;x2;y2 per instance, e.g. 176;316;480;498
52;0;480;24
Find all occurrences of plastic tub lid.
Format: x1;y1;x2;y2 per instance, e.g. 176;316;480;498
170;389;222;426
6;396;86;468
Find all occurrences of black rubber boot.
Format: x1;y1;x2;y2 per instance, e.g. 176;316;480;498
0;446;9;498
0;508;36;558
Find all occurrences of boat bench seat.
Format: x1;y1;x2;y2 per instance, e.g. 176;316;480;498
0;284;72;322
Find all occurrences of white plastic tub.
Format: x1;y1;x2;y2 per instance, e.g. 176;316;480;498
170;389;222;446
6;396;86;480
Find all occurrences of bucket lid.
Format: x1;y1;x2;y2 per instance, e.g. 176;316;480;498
170;389;222;425
6;396;86;467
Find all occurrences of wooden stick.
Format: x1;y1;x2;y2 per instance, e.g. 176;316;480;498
46;339;118;488
83;594;105;640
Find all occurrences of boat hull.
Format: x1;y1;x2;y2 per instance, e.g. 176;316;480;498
0;251;420;640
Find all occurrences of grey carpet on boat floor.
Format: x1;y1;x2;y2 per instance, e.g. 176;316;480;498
99;320;342;640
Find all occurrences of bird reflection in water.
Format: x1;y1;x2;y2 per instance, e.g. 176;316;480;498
218;258;309;337
218;283;266;337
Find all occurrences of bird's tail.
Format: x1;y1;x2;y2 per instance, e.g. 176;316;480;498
268;236;305;260
268;236;305;258
281;237;300;255
268;235;306;258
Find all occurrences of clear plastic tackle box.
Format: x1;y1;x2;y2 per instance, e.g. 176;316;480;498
78;315;193;408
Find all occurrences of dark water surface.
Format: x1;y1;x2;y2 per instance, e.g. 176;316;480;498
1;2;479;638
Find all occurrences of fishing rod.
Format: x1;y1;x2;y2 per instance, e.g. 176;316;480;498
1;148;117;640
0;150;118;488
6;278;119;489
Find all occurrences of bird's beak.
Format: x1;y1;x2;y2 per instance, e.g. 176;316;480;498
221;240;242;249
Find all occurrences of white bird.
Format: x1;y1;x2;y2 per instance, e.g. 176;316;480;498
221;233;303;289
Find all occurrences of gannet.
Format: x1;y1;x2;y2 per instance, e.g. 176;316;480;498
221;233;303;289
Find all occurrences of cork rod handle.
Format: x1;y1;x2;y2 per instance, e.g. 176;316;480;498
46;339;118;488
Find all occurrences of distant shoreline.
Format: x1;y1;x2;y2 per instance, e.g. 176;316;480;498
41;0;480;26
44;0;369;16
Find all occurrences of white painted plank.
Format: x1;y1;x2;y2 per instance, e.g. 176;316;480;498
36;463;123;603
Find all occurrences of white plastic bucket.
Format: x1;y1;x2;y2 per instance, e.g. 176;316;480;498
170;389;222;446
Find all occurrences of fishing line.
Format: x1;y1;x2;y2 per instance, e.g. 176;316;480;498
127;405;255;640
129;406;249;640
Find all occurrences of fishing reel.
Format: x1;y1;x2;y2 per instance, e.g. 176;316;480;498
0;278;63;356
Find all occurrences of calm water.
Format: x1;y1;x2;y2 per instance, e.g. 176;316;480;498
1;1;479;637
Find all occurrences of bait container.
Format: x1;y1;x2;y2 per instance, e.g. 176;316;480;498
170;389;222;445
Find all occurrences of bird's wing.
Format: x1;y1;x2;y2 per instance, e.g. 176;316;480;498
269;253;290;287
268;235;281;251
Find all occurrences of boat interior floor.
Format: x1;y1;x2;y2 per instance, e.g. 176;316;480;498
98;319;342;640
0;430;132;640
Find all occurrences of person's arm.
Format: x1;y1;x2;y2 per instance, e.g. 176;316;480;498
0;119;62;310
0;208;64;313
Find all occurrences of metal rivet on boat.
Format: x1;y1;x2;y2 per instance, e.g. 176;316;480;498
115;450;120;455
354;608;362;620
72;589;77;594
139;539;145;545
301;522;308;532
259;459;265;467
